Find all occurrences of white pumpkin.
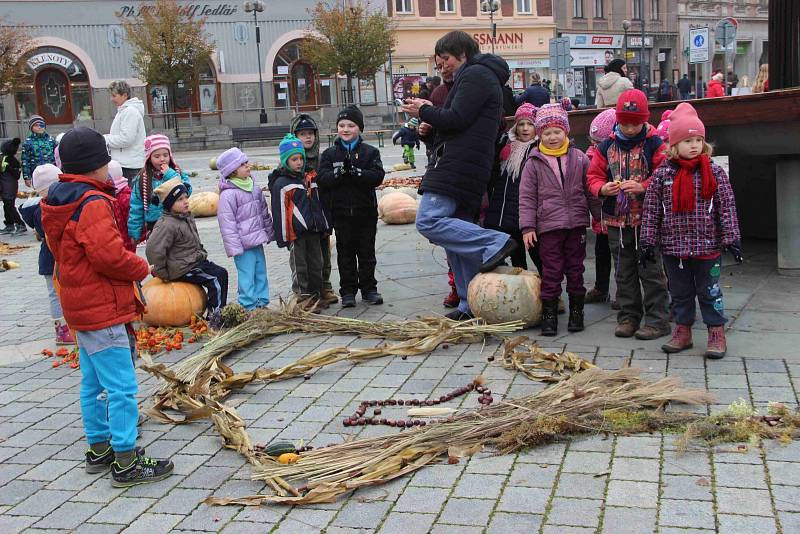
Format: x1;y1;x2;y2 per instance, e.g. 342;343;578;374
378;191;417;225
467;266;542;327
189;191;219;217
209;157;218;170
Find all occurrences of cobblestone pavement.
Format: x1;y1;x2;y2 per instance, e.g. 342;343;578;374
1;146;799;533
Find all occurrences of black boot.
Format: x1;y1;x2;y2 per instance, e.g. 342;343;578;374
567;293;585;332
540;299;558;336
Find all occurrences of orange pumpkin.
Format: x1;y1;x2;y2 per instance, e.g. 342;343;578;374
188;191;219;217
142;278;207;327
467;266;542;327
378;191;417;225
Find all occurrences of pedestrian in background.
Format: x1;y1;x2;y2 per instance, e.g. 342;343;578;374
105;80;146;185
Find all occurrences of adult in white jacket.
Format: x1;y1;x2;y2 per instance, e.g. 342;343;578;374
595;59;634;108
105;80;146;185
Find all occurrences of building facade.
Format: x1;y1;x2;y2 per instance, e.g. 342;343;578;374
677;0;768;95
387;0;555;98
0;0;393;137
554;0;679;105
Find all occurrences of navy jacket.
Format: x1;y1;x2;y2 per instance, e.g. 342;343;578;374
19;198;55;276
317;137;385;218
267;167;330;248
393;126;420;148
515;84;550;108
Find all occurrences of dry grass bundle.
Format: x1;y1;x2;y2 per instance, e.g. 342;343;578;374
205;367;714;506
500;336;595;383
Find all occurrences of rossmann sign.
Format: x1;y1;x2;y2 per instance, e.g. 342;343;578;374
473;32;524;50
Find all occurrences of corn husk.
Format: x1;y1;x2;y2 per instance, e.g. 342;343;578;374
500;336;595;382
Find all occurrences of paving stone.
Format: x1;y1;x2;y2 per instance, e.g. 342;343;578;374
508;462;558;488
555;472;607;499
497;485;550;513
541;526;595;534
767;460;800;486
150;487;212;515
569;434;614;453
561;451;611;474
660;474;713;501
180;435;225;456
764;440;800;462
34;501;103;530
179;465;239;489
429;525;484;534
18;459;79;481
453;473;505;498
779;511;800;532
746;360;787;373
614;436;661;458
610;457;660;482
393;485;449;514
0;514;38;534
748;372;792;387
486;512;543;533
606;480;658;508
714;461;768;489
545;497;602;528
408;464;464;487
7;488;74;517
332;500;392;529
517;443;566;464
88;497;156;524
772;484;800;512
662;450;711;476
378;512;437;534
221;521;276;534
601;506;657;534
658;499;715;529
176;502;241;532
438;498;494;526
465;453;515;474
0;479;45;505
277;508;336;533
121;513;184;534
707;374;749;389
717;513;779;534
716;487;774;516
233;504;285;524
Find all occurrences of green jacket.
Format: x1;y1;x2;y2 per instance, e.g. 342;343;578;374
145;211;207;280
21;132;56;180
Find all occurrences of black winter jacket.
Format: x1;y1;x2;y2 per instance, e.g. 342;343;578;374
317;137;385;218
484;133;536;231
515;83;551;108
393;126;420;148
419;53;510;213
267;167;330;248
0;138;22;201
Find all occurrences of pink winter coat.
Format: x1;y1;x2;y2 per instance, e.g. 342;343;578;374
217;176;274;257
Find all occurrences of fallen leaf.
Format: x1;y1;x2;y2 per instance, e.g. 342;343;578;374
696;477;710;487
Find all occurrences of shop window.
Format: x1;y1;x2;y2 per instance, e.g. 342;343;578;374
148;61;218;115
439;0;455;12
358;77;376;105
396;0;413;13
517;0;531;13
319;79;333;106
594;0;604;18
573;0;584;18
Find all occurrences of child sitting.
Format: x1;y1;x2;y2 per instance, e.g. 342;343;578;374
108;160;135;253
393;118;421;169
587;89;671;340
19;164;74;345
318;105;386;308
146;178;228;322
1;137;24;235
641;103;741;359
268;134;331;311
129;134;192;243
216;147;274;310
519;104;597;336
41;127;173;487
484;103;541;273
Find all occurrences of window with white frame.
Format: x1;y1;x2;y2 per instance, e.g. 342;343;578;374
395;0;412;13
594;0;604;18
439;0;455;12
517;0;532;13
573;0;584;18
632;0;642;20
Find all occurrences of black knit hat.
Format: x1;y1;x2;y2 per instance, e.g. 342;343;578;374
605;59;627;76
336;105;364;131
59;127;111;175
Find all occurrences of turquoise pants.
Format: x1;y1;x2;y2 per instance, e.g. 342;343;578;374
234;244;270;310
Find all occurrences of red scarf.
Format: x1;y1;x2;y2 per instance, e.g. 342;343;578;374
672;154;716;213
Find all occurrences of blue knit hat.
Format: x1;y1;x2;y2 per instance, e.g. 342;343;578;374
279;134;305;170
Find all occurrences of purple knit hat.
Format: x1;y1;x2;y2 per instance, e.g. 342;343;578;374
534;103;570;135
217;147;248;179
589;108;617;143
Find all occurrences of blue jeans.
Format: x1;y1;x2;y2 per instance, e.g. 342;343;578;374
416;193;509;313
234;244;269;310
79;343;138;452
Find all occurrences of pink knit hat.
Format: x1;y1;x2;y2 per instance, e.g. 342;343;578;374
534;103;570;135
144;134;175;167
514;103;537;125
667;102;705;145
107;160;127;192
589;108;616;143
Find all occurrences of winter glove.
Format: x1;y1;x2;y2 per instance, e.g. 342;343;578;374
726;240;743;264
638;244;656;268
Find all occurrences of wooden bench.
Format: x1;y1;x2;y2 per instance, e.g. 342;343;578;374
231;125;289;146
326;129;391;148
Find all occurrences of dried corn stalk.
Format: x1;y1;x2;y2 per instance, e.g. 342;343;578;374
500;336;595;383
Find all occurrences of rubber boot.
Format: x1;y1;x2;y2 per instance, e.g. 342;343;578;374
567;293;585;332
705;325;727;359
661;324;693;353
540;299;558;337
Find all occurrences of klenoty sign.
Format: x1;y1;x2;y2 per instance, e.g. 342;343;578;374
116;3;239;17
26;52;82;76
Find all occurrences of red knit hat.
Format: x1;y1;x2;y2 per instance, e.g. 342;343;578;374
667;102;705;145
615;89;650;124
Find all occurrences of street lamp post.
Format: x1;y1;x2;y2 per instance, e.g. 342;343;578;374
481;0;500;54
622;19;630;65
244;0;268;124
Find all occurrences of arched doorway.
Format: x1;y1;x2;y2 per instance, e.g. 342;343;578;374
291;61;317;111
36;68;73;124
272;39;319;110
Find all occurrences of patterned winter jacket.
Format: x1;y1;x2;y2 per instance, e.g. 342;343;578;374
267;168;330;248
640;159;740;258
21;132;57;181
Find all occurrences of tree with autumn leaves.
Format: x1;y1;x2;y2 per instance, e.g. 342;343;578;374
120;0;215;116
0;18;35;96
302;1;396;104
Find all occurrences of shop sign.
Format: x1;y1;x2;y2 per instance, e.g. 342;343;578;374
570;49;609;67
506;58;549;69
116;3;239;18
27;52;74;72
627;36;654;48
473;32;524;51
563;33;623;49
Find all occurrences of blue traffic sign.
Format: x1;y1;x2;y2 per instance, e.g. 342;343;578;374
694;35;704;47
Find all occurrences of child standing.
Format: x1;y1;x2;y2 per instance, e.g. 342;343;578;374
485;103;541;272
108;160;135;253
585;108;617;305
318;105;386;308
289;114;338;305
268;135;331;311
146;177;228;321
587;89;671;340
19;164;75;345
519;104;596;336
641;103;741;359
393;118;421;169
216;147;274;310
41;127;173;486
21;115;57;189
128;134;192;243
1;138;25;235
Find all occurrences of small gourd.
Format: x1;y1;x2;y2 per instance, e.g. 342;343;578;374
277;453;300;464
264;441;297;456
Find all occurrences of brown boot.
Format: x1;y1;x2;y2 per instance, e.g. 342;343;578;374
705;325;727;359
321;288;339;305
635;324;671;340
585;288;609;304
661;324;693;353
614;320;638;338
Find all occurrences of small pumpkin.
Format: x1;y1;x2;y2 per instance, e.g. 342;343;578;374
188;191;219;217
142;278;207;327
467;266;542;327
378;191;417;225
277;452;300;464
209;157;218;170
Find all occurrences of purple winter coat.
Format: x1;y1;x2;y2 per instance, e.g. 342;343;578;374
217;176;275;257
518;146;600;236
